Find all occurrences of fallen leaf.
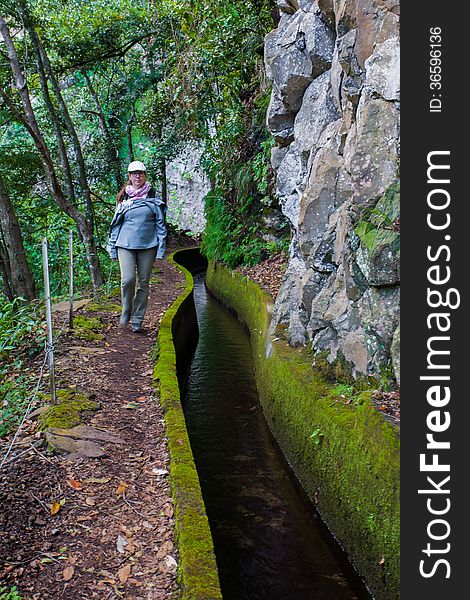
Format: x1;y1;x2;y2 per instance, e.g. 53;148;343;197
85;497;96;506
160;555;177;574
155;540;173;558
97;578;116;586
68;479;83;490
116;534;128;554
50;501;61;515
76;514;95;522
116;482;128;496
123;402;141;410
152;468;169;476
118;564;131;584
135;396;147;402
99;569;116;579
63;565;75;581
83;477;111;484
119;524;133;536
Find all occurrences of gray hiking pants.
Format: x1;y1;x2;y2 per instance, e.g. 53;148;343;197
117;247;157;326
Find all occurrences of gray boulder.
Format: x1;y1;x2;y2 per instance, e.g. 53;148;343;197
265;8;334;112
343;95;399;208
364;36;400;101
267;91;296;146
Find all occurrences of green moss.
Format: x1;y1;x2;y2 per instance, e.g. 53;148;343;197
85;301;121;313
354;183;400;255
73;315;105;341
153;250;222;600
38;388;99;431
108;285;121;297
206;261;400;600
313;350;356;385
73;316;101;329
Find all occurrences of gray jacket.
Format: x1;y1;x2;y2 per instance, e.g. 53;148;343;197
109;197;167;259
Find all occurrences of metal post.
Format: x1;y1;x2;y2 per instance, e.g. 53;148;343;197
41;238;56;404
68;229;74;330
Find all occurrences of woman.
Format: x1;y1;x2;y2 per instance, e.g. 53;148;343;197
109;160;167;333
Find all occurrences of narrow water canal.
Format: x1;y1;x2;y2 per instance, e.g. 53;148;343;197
183;274;371;600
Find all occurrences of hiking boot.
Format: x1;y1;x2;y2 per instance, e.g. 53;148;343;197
131;323;142;333
119;315;129;328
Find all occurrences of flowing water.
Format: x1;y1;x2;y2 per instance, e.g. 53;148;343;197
183;274;371;600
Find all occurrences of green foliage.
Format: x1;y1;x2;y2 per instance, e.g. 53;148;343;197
331;383;355;398
0;125;42;195
202;189;285;267
1;0;284;298
201;130;288;267
0;365;33;438
0;586;22;600
354;184;400;254
0;298;45;437
354;218;399;253
32;0;154;70
146;0;289;267
0;298;45;360
309;427;324;446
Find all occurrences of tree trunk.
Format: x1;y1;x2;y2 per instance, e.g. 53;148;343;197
127;104;136;161
160;156;167;205
82;70;123;189
26;20;76;205
155;124;167;210
0;173;36;300
0;239;14;300
36;44;103;293
0;13;103;295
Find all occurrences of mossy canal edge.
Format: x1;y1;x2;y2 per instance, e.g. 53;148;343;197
153;250;222;600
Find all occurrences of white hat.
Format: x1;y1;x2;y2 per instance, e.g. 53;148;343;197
128;160;146;172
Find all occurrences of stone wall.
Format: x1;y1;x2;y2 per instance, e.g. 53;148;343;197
265;0;400;382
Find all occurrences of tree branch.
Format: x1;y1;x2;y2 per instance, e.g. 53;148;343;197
59;30;160;73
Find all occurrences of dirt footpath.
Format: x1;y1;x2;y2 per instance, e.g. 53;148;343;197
0;257;186;599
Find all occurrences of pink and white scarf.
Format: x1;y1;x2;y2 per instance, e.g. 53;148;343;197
125;181;150;200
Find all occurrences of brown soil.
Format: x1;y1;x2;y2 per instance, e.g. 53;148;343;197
0;249;189;600
236;252;288;300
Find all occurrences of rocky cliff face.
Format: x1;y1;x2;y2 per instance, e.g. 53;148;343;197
265;0;400;383
166;143;209;236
